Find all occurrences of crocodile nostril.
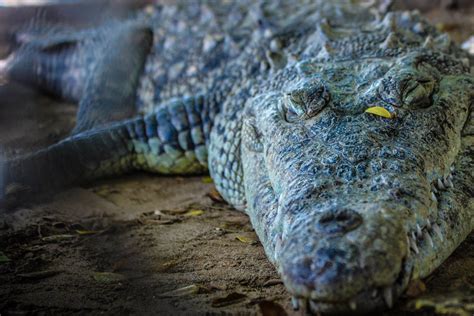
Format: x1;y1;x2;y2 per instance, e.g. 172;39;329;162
317;208;362;234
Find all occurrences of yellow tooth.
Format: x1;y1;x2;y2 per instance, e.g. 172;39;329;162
365;106;392;118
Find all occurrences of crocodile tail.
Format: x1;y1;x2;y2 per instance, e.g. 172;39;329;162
1;95;214;208
4;22;91;102
3;6;112;99
1;118;135;208
3;10;149;103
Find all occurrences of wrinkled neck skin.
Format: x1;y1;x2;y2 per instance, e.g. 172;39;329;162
240;52;473;313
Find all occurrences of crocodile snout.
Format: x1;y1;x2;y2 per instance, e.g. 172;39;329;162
279;203;408;307
285;245;361;295
317;208;362;234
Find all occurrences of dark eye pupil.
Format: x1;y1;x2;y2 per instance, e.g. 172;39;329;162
285;80;330;121
307;86;326;104
379;75;435;109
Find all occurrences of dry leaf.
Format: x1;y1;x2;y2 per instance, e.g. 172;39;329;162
235;236;258;245
184;209;204;217
207;187;225;203
76;230;101;235
201;176;213;183
158;284;201;297
263;279;283;287
365;106;392;118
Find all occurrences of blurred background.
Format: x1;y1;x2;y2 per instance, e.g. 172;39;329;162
0;0;472;58
0;0;152;58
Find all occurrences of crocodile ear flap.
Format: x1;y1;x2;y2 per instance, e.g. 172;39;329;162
242;118;264;153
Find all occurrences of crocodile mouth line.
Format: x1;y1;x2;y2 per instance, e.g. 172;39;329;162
288;255;413;313
407;165;454;255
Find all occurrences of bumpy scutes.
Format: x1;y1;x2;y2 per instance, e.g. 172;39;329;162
211;5;473;314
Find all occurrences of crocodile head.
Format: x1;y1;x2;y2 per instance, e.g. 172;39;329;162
240;50;473;313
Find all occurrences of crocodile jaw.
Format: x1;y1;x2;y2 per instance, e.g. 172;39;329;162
244;164;471;314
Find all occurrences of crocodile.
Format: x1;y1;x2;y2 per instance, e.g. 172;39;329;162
0;0;473;314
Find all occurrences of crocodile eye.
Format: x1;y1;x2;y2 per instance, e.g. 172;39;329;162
402;78;435;108
379;74;436;109
284;80;330;122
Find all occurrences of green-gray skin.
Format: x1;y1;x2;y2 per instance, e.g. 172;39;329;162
1;1;473;314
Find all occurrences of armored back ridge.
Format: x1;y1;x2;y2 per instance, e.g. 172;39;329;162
1;1;473;314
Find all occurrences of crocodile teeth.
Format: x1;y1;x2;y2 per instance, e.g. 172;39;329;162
444;177;453;188
269;39;282;52
413;22;425;34
433;223;443;241
436;33;451;51
442;177;449;188
437;178;445;190
380;32;400;49
424;231;434;248
274;236;282;262
431;185;438;194
291;297;299;310
416;224;422;238
423;35;435;48
431;192;437;202
410;238;419;254
372;289;378;298
349;300;357;311
309;300;318;313
381;13;397;31
317;43;335;59
426;219;432;229
383;287;393;308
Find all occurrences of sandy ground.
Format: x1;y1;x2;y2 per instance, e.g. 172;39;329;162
0;2;473;315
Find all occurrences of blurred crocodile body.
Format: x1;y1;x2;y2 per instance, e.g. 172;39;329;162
1;1;473;313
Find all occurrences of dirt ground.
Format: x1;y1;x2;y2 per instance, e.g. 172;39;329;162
0;2;473;316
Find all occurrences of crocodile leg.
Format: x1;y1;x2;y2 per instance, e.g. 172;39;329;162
0;95;214;207
3;22;152;131
73;25;153;133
